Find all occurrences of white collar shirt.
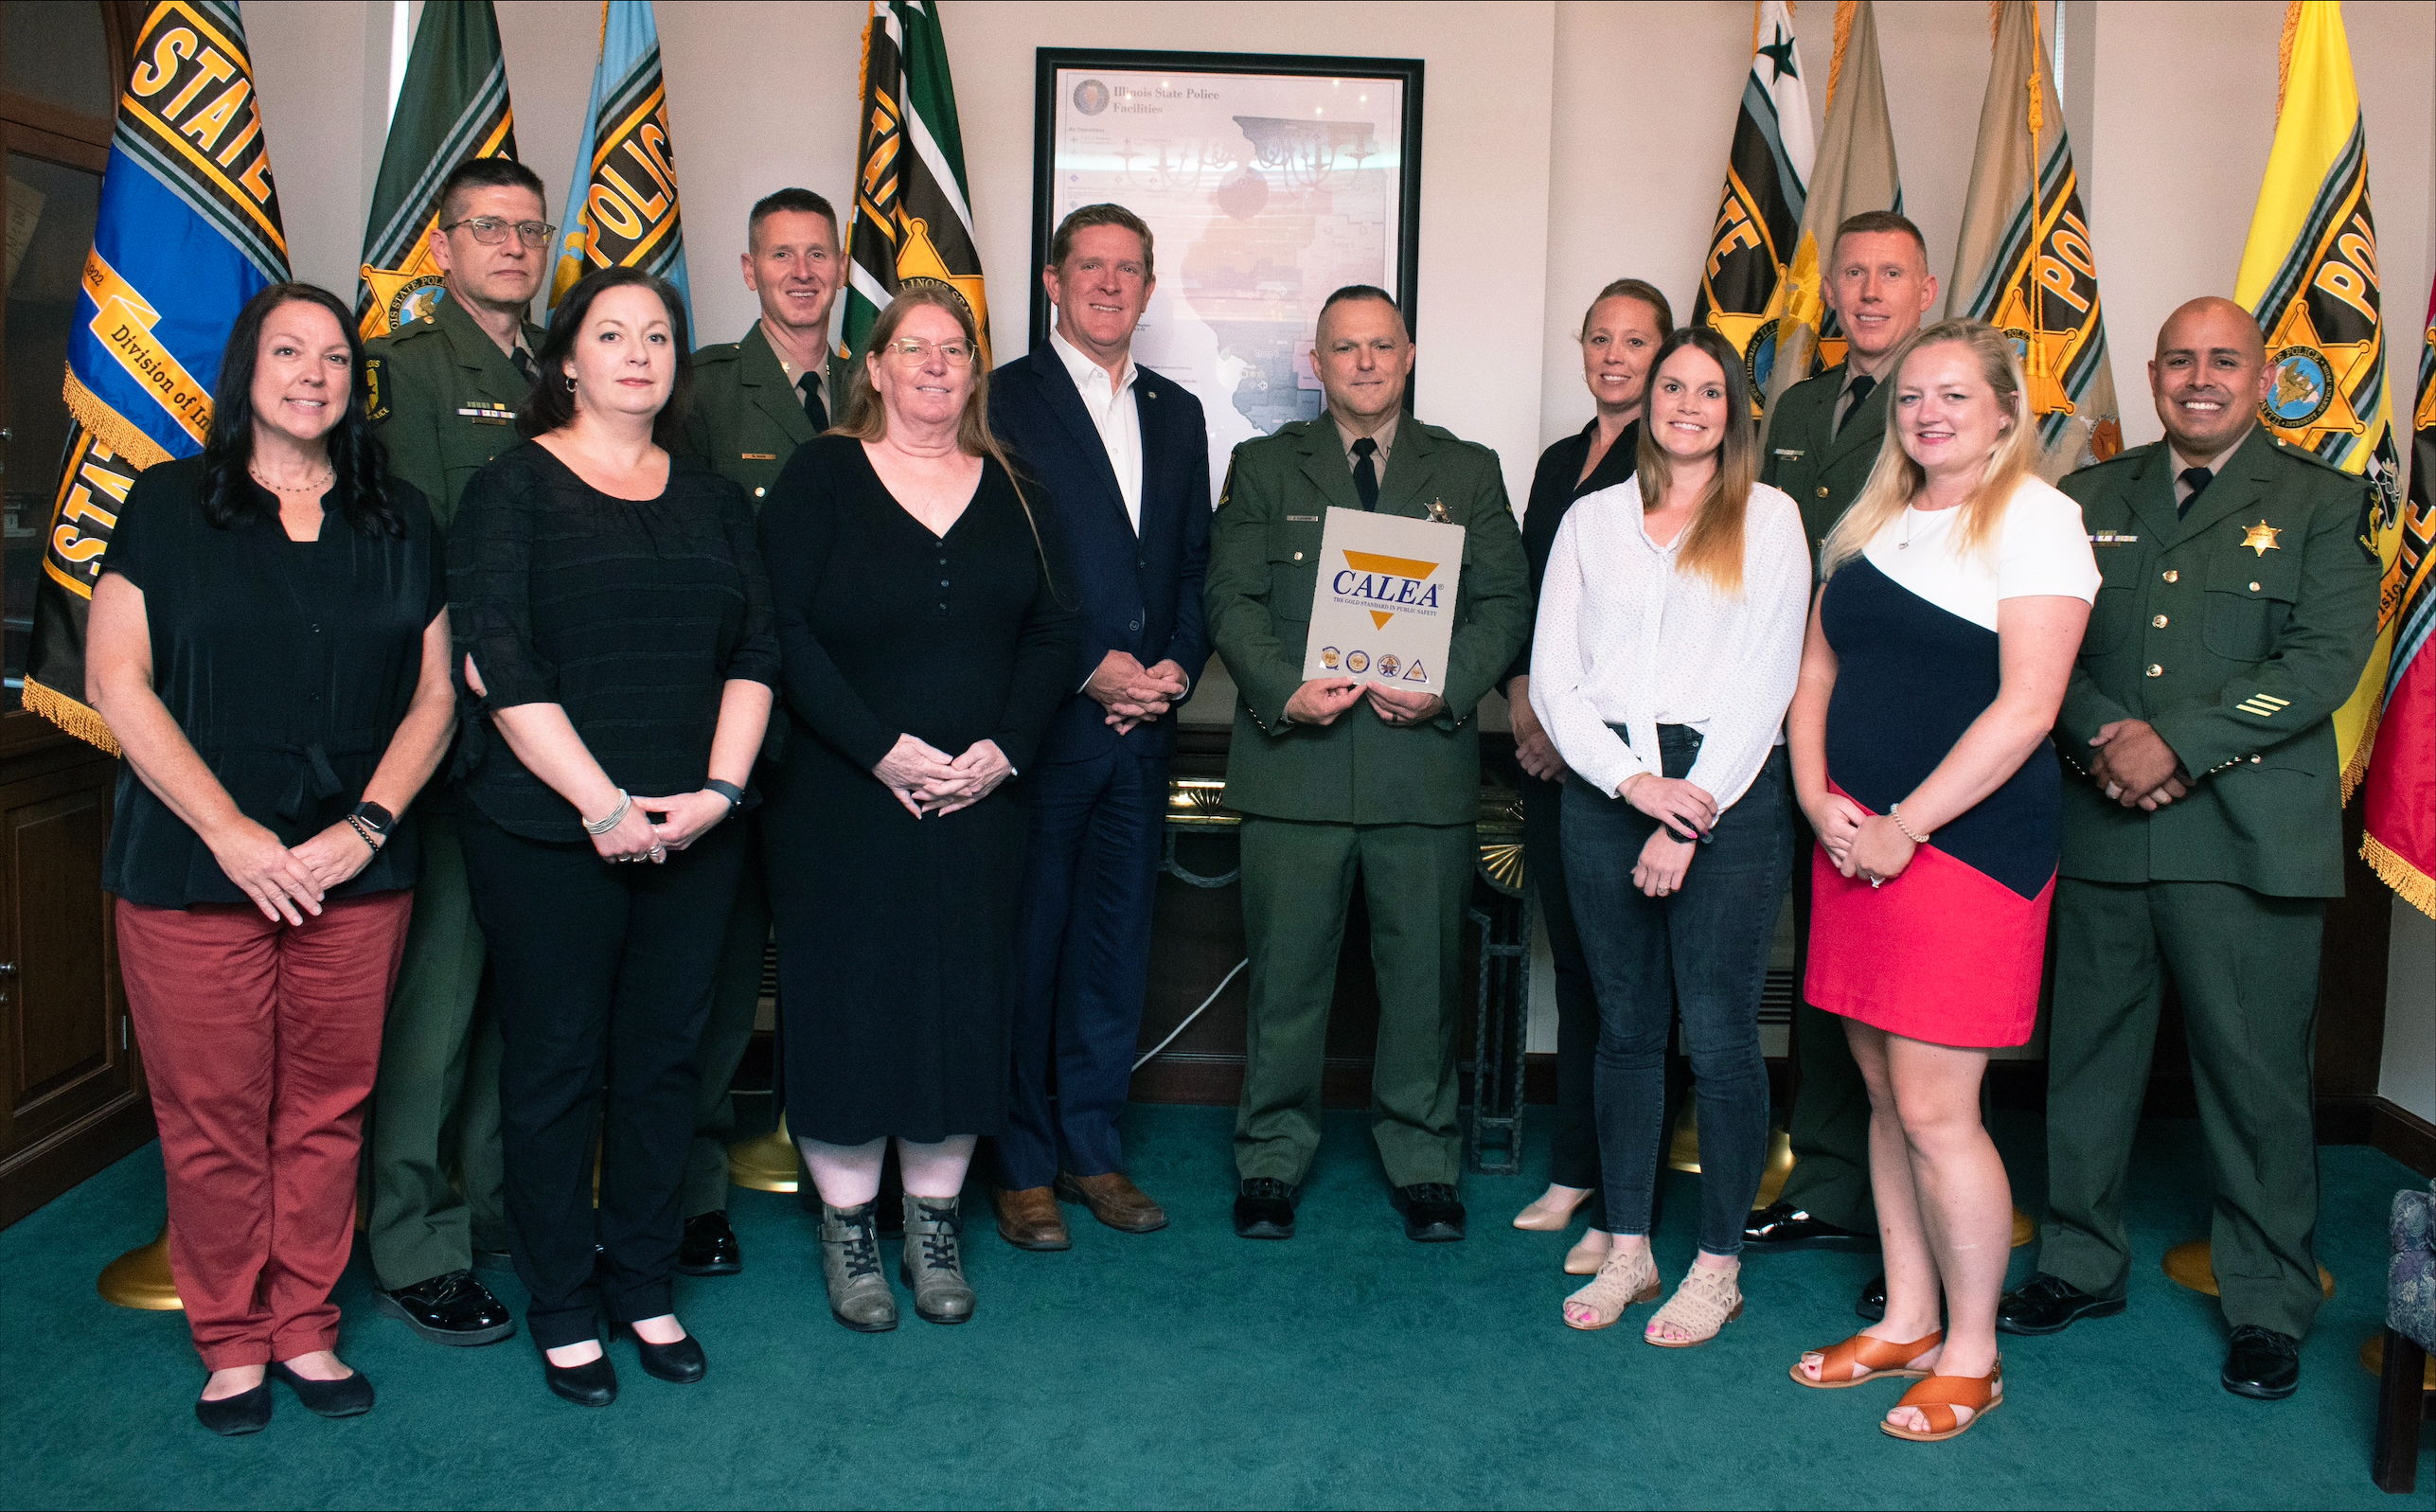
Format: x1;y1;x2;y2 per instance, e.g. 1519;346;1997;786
1049;327;1144;533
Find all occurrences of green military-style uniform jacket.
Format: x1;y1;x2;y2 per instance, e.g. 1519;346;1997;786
1763;362;1894;549
365;293;545;525
1205;415;1530;827
2055;427;2380;898
681;322;846;503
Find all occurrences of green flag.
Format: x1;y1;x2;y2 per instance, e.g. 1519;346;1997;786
356;0;518;340
843;0;988;359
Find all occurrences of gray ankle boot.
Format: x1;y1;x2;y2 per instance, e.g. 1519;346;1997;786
819;1201;898;1332
899;1192;975;1325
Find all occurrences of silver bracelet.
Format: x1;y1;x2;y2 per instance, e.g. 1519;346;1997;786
582;790;632;836
1888;802;1930;846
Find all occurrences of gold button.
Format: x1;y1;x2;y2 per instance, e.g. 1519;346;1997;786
2249;581;2260;592
754;486;766;498
2162;570;2178;583
1816;486;1831;498
1293;551;1305;561
2145;664;2163;678
2249;754;2262;763
2150;614;2167;628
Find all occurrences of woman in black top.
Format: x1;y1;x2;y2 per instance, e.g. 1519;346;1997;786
86;282;455;1433
449;268;775;1406
759;288;1077;1332
1504;278;1673;1272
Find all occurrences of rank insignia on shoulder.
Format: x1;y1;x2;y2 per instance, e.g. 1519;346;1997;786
2240;520;2283;555
2089;532;2140;544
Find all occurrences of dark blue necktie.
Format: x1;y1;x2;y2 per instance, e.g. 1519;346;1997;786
1351;436;1379;510
2178;466;2213;516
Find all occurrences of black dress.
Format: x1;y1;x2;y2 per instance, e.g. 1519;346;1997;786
758;435;1078;1146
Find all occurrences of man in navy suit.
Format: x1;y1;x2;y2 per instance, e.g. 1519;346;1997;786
987;205;1212;1250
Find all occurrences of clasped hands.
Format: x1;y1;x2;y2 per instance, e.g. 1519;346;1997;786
2087;718;2190;809
1284;677;1446;728
873;733;1013;818
1804;790;1916;888
1088;651;1190;735
1619;773;1716;898
589;790;736;865
212;817;382;925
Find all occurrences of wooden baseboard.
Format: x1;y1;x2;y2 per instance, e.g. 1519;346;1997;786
0;1091;154;1229
2372;1097;2436;1177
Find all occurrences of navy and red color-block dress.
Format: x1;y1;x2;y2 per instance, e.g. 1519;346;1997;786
1805;478;2100;1048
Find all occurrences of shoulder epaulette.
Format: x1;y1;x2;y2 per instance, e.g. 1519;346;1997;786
690;341;744;365
2074;439;2161;476
2266;435;2366;484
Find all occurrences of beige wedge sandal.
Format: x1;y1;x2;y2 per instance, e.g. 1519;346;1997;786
1644;1263;1744;1347
1562;1246;1661;1330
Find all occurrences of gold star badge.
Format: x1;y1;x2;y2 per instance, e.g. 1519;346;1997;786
2241;520;2283;556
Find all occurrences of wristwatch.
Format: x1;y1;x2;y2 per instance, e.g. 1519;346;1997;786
350;800;395;837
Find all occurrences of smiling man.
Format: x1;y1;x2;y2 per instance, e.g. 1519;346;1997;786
1203;285;1528;1243
2001;296;2381;1403
1742;209;1938;1284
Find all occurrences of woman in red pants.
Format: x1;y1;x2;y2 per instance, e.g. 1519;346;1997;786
85;281;456;1434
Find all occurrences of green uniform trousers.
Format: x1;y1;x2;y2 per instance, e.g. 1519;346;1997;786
1235;817;1471;1188
364;811;508;1290
684;844;769;1217
2040;878;2326;1339
1774;816;1875;1232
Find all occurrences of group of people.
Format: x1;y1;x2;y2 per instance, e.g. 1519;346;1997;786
87;151;2378;1443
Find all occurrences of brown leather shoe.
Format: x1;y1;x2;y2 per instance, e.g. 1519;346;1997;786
1055;1170;1169;1234
991;1185;1070;1251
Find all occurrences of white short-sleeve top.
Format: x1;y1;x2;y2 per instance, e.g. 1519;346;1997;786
1859;474;2102;629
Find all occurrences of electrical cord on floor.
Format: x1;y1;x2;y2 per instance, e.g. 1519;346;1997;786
1131;957;1248;1071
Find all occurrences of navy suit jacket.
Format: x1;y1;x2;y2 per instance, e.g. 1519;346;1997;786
989;347;1213;762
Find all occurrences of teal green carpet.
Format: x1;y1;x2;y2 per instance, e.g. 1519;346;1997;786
1;1104;2427;1509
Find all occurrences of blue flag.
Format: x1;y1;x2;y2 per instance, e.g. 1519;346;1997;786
547;0;689;318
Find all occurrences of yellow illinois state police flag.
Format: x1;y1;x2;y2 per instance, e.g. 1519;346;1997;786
2235;0;2401;793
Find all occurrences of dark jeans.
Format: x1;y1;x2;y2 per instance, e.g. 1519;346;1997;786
1563;727;1789;1256
461;809;746;1350
1520;772;1604;1224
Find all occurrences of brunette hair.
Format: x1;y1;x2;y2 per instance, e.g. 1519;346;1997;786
1633;327;1760;592
1829;209;1928;265
201;282;401;537
1821;319;2036;575
517;266;693;448
434;155;546;225
1579;277;1675;340
1048;203;1154;278
749;187;839;245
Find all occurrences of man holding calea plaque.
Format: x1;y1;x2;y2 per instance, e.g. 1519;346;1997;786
1205;285;1529;1243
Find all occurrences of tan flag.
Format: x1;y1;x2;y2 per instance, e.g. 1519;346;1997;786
1947;0;2120;477
1765;0;1901;418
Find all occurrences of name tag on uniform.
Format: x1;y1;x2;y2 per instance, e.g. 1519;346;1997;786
1772;447;1805;460
2089;532;2140;544
1287;514;1320;523
741;452;777;461
457;403;515;424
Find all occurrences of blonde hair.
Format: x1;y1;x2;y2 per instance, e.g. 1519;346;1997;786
1634;327;1761;593
1819;319;2036;576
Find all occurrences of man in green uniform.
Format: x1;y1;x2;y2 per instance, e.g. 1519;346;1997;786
359;156;552;1347
1744;211;1938;1270
2000;296;2380;1403
1207;286;1529;1242
670;187;846;1274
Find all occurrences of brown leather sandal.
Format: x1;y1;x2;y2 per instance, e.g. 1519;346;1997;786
1880;1363;2003;1442
1787;1329;1944;1389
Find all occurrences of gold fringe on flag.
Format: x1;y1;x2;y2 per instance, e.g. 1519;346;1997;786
1827;0;1856;111
2364;833;2436;920
2278;0;2303;114
21;679;118;756
62;376;170;474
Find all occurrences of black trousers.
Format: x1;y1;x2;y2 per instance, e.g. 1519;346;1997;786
461;809;746;1350
1520;772;1605;1223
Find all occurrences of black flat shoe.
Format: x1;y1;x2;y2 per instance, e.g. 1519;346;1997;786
1392;1183;1467;1243
194;1382;272;1435
266;1361;374;1417
624;1325;706;1384
1742;1201;1876;1252
675;1211;742;1277
538;1343;617;1408
2221;1324;2301;1400
1233;1178;1298;1240
1856;1272;1887;1322
374;1269;516;1347
1998;1272;2127;1336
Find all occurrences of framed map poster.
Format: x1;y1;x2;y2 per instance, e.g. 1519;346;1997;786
1032;48;1424;501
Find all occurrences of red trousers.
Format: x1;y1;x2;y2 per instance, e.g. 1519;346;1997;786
116;891;412;1369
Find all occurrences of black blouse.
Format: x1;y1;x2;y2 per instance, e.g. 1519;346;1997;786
448;441;779;843
100;455;445;908
1506;417;1642;686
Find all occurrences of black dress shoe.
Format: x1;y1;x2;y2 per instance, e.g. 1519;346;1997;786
267;1361;375;1417
1998;1272;2127;1336
623;1325;706;1384
1742;1201;1876;1252
194;1382;272;1435
675;1211;743;1277
538;1343;617;1408
1233;1178;1298;1239
1856;1272;1887;1322
2221;1324;2301;1400
1393;1183;1467;1243
374;1270;516;1346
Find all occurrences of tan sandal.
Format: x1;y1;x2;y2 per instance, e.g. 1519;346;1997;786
1788;1329;1944;1388
1645;1263;1743;1348
1881;1362;2003;1442
1562;1247;1660;1331
1563;1228;1611;1276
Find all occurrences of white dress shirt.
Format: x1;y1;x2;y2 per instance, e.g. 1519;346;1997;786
1049;327;1143;532
1530;476;1812;807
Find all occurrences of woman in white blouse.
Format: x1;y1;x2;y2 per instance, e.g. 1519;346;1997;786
1530;327;1810;1345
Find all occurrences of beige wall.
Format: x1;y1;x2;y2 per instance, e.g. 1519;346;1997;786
246;0;2435;1084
